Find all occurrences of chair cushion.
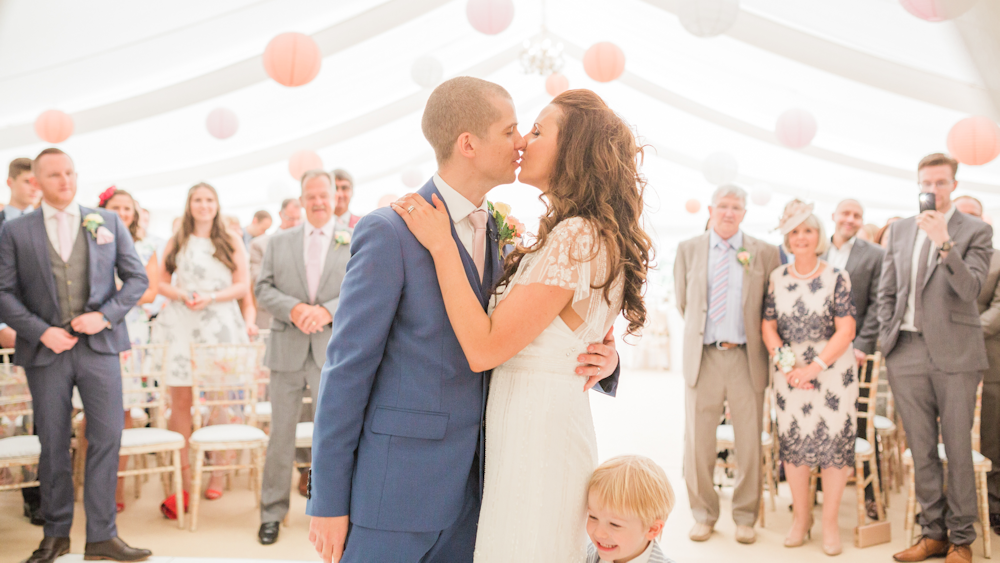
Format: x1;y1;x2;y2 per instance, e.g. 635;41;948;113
902;446;988;467
874;415;895;431
715;425;771;444
856;437;873;456
121;428;185;448
0;435;41;459
255;402;272;417
190;424;267;444
296;422;313;441
130;407;149;423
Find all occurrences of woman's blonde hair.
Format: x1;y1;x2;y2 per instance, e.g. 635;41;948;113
588;455;675;529
782;213;829;256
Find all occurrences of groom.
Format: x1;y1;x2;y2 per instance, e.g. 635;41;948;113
307;77;621;563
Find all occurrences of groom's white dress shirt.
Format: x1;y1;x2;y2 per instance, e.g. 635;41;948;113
41;200;81;251
433;173;490;257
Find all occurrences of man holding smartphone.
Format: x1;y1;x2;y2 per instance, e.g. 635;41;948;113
879;153;993;563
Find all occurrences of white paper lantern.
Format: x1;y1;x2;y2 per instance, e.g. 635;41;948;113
401;168;424;189
775;109;818;149
678;0;740;38
702;152;739;185
751;185;772;206
411;56;444;89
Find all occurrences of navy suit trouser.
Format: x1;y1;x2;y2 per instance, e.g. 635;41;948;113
25;344;123;541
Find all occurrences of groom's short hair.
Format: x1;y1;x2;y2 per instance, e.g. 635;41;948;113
422;77;512;164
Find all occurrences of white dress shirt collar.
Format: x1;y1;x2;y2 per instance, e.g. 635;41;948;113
41;200;81;222
827;235;856;270
433;173;489;222
305;215;337;237
709;228;743;250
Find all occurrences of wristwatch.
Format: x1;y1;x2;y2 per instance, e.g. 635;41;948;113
940;239;954;252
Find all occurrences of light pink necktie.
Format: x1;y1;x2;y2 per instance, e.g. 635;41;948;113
306;229;323;303
56;211;73;262
469;209;488;283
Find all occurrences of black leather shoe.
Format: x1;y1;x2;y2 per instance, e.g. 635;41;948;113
22;537;70;563
991;512;1000;535
83;537;151;562
23;502;44;526
259;522;280;545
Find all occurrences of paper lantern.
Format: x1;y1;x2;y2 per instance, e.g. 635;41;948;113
206;108;239;140
288;150;324;181
546;73;569;96
947;116;1000;166
411;56;443;89
583;42;625;83
678;0;741;38
401;168;424;188
899;0;978;21
263;33;322;87
751;185;772;206
685;199;701;214
34;110;74;143
775;109;818;149
702;152;739;185
466;0;514;35
377;194;399;208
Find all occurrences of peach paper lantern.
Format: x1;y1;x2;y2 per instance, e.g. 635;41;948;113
466;0;514;35
583;42;625;83
947;116;1000;166
899;0;978;21
377;194;399;209
263;33;322;87
206;108;239;140
401;168;424;189
34;110;74;143
546;73;569;96
685;199;701;214
775;109;818;149
288;150;324;181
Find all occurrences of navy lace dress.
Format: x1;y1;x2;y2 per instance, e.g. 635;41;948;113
763;262;858;469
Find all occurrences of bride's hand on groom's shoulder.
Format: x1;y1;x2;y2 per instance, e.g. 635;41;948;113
309;515;349;563
391;193;453;256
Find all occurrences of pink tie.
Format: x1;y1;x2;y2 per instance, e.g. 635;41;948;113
306;229;323;303
469;209;488;283
56;211;73;262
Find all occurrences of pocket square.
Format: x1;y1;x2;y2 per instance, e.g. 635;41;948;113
96;226;115;245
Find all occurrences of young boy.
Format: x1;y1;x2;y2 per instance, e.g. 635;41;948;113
587;455;677;563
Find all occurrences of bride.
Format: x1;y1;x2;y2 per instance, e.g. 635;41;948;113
392;89;653;562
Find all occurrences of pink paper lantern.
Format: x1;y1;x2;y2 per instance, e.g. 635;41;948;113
466;0;514;35
206;108;239;140
546;73;569;96
377;194;399;208
583;42;626;83
685;199;701;214
288;150;324;181
401;168;424;189
34;110;74;143
263;33;322;87
775;109;818;149
947;116;1000;166
899;0;978;21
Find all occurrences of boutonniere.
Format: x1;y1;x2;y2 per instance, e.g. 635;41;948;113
83;213;115;244
736;247;752;270
487;201;525;252
334;231;351;246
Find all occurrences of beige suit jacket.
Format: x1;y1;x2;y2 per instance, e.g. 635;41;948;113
977;249;1000;383
674;230;780;392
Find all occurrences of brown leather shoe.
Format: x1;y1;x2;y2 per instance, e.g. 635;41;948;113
945;544;972;563
83;537;151;562
22;537;69;563
893;536;949;562
298;470;309;497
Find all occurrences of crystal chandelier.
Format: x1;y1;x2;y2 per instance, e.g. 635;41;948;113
520;37;564;76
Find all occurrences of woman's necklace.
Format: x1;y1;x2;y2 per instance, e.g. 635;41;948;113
789;260;821;279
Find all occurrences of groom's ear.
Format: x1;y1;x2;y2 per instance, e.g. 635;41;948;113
454;132;477;160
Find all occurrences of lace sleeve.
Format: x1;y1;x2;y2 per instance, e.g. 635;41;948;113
763;275;777;321
833;270;855;318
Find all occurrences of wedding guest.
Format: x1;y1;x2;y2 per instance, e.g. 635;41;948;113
875;217;902;249
674;184;780;545
255;170;351;545
953;195;1000;535
586;456;677;563
243;210;272;248
879;154;991;563
137;208;168;320
152;182;251;515
331;169;361;230
859;223;880;243
250;198;302;330
762;200;857;556
0;148;150;563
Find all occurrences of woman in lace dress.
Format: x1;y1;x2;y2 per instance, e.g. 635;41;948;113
393;89;652;562
761;201;857;556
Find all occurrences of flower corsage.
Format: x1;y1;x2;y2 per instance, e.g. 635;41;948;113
774;345;796;374
334;231;351;247
736;247;751;270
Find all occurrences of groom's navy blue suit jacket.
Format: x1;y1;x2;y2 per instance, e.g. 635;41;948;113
307;179;619;533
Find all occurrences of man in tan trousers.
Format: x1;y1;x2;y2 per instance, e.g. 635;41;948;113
674;184;780;545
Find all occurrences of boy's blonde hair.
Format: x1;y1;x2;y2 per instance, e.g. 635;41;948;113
588;455;675;527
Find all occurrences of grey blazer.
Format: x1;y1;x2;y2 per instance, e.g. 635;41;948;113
827;238;885;354
255;224;351;372
877;211;993;372
977;249;1000;383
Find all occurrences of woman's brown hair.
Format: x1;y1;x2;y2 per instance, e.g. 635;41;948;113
496;89;654;338
98;188;141;242
165;183;237;274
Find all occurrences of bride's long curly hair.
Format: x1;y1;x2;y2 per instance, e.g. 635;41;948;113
496;89;654;338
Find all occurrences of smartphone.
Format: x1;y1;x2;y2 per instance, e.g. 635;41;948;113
919;193;936;213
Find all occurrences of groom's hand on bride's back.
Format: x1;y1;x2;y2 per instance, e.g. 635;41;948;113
309;515;349;563
576;327;619;391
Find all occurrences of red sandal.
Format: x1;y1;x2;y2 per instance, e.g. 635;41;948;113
160;491;189;520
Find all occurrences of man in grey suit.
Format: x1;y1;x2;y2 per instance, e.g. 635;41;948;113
674;184;781;545
880;154;993;563
954;195;1000;535
255;170;351;545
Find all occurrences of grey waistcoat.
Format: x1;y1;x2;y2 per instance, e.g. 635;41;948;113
47;227;90;329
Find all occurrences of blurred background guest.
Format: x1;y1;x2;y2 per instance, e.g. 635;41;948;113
330;169;361;230
243;210;272;248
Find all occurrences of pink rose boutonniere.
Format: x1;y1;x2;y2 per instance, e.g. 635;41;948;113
334;231;351;247
83;213;115;245
736;247;751;270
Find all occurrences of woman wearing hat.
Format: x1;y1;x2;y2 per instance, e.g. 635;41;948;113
761;200;858;556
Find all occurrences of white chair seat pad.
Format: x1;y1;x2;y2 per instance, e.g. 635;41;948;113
255;402;272;417
874;415;895;431
856;437;873;456
0;435;41;459
296;422;314;441
190;424;267;444
715;425;771;444
902;446;988;465
121;428;185;448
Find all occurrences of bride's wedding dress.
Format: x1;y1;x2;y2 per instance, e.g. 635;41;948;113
474;217;624;563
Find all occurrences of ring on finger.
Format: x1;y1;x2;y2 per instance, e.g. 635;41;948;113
597;367;600;376
407;205;415;214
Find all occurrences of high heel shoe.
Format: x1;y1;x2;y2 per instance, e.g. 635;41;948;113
783;515;814;548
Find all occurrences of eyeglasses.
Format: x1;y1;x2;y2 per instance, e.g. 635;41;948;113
918;180;954;190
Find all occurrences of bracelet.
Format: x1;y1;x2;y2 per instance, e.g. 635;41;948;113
814;357;829;370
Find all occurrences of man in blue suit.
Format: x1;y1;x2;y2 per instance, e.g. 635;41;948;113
0;148;151;563
307;78;621;563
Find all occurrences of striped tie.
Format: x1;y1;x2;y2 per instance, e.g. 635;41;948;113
708;242;730;323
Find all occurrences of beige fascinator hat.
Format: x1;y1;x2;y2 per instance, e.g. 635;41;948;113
778;199;815;235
